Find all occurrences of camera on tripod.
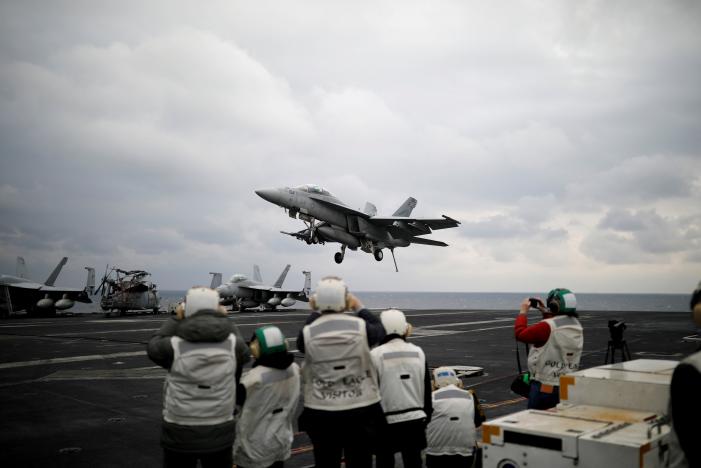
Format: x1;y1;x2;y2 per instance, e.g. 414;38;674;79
605;319;631;364
608;320;626;344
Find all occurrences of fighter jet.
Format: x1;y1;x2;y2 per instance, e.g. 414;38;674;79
0;257;95;317
214;264;311;311
255;184;460;271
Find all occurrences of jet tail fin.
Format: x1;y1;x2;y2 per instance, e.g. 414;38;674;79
253;265;263;283
45;257;68;286
84;267;96;295
274;264;291;288
393;197;417;217
16;257;28;279
302;271;312;297
209;272;222;289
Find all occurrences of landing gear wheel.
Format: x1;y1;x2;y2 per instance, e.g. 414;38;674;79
334;252;344;264
374;250;384;261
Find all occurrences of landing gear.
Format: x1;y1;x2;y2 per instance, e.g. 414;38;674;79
373;249;384;261
334;244;347;264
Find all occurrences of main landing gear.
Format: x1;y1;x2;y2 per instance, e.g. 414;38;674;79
334;245;347;264
373;249;383;261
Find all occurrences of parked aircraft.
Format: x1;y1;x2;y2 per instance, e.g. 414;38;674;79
255;184;460;271
214;264;311;311
0;257;94;317
94;267;160;317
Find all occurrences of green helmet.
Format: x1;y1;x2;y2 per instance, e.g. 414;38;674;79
250;325;287;358
546;288;577;314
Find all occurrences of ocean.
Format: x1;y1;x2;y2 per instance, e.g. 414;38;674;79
155;291;692;313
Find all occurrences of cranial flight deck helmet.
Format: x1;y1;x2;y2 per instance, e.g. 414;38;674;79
183;287;220;318
546;288;577;315
249;325;288;359
380;309;412;337
433;366;461;388
310;276;349;312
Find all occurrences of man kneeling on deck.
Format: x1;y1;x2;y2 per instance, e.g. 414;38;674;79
147;287;249;468
425;367;485;467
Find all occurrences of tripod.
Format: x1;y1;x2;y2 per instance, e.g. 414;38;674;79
605;338;631;364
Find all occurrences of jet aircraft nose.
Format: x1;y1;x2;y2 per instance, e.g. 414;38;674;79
255;188;285;206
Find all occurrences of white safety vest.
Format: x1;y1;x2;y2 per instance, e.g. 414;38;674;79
426;385;477;456
233;363;301;468
370;338;427;424
668;351;701;468
302;313;380;411
527;316;583;386
163;334;237;426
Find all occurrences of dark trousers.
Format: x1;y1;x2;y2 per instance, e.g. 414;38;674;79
301;404;383;468
426;454;475;468
375;419;427;468
527;380;560;410
238;462;284;468
163;447;232;468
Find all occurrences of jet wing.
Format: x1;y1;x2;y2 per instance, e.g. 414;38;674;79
370;215;460;230
307;194;370;218
237;285;309;301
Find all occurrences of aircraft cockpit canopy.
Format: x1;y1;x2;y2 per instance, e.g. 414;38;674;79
230;274;248;283
295;184;333;197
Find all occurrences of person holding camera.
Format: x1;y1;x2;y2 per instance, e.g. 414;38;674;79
296;276;386;468
370;309;433;468
668;281;701;467
514;288;583;410
147;287;250;468
233;325;300;468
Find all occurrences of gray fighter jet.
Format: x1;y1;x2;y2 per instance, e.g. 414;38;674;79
255;184;460;271
214;265;311;311
0;257;95;317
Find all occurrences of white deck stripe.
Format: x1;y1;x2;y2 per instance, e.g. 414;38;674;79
0;351;146;369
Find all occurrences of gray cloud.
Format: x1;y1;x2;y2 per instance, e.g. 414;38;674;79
1;1;700;292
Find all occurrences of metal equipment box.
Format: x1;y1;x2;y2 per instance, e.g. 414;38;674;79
559;359;677;414
481;359;678;468
482;405;671;468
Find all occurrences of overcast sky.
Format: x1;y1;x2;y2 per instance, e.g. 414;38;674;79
1;1;699;294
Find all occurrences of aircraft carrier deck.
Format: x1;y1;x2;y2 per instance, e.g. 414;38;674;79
0;308;696;467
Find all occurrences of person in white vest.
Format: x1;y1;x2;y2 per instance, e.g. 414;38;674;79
233;325;300;468
296;276;386;468
669;281;701;467
425;367;485;468
514;288;583;410
147;287;249;468
370;309;432;468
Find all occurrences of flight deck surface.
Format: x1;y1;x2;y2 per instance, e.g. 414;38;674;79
0;309;695;467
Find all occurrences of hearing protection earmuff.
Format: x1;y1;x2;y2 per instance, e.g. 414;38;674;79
175;303;185;320
249;337;261;359
405;323;413;338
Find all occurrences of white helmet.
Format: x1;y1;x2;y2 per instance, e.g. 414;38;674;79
381;309;410;336
433;366;460;388
184;287;220;318
312;277;348;312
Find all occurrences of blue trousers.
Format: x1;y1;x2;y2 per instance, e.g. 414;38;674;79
527;381;560;410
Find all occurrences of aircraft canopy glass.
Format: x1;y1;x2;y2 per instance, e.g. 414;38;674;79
230;274;248;283
295;184;333;197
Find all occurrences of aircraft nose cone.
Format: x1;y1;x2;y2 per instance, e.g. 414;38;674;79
255;188;282;205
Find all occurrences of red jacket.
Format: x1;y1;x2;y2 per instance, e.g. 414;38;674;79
514;314;550;348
